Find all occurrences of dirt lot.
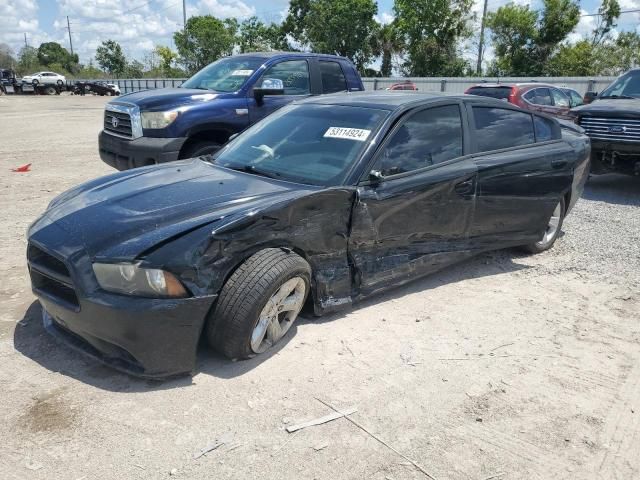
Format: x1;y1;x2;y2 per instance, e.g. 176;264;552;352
1;95;639;480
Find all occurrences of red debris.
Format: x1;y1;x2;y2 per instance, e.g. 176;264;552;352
11;163;31;172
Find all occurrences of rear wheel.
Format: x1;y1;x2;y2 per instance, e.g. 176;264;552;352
32;79;39;86
522;197;565;254
44;86;56;95
207;248;311;360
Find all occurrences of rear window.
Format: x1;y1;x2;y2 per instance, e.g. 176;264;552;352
319;61;347;94
534;116;559;142
466;86;512;100
473;107;535;151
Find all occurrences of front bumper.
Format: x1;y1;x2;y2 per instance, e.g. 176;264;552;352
99;131;187;171
589;139;640;175
37;290;216;378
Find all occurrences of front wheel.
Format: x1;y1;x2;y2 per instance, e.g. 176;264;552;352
207;248;311;360
180;141;221;159
44;86;56;95
522;197;565;254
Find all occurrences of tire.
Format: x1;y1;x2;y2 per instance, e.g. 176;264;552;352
32;79;38;86
180;141;221;159
44;86;56;96
56;79;63;86
521;197;565;254
207;248;311;360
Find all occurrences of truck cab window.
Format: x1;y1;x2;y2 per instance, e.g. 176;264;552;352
260;60;310;95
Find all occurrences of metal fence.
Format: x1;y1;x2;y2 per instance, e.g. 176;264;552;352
70;76;617;96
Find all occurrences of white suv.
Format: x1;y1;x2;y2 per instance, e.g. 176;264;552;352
22;71;66;86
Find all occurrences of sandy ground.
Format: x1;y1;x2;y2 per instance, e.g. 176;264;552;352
0;95;639;480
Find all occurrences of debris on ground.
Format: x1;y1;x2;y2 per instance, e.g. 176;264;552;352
285;406;357;433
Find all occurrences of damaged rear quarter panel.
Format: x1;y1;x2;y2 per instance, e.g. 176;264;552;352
144;187;357;315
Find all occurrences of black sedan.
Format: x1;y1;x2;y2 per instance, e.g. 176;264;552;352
27;92;590;377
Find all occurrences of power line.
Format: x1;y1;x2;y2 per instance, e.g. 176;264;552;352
581;8;640;17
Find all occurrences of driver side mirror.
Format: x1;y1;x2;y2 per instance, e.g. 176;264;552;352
584;91;598;104
369;169;384;185
253;78;284;106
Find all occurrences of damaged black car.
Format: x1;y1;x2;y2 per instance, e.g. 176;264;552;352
27;92;590;377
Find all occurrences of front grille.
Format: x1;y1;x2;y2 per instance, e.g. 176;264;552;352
104;110;132;137
27;244;79;309
579;116;640;142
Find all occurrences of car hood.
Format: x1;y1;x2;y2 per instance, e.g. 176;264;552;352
572;98;640;117
29;159;313;260
115;88;238;111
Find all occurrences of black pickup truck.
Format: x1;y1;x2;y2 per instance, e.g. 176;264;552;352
572;68;640;176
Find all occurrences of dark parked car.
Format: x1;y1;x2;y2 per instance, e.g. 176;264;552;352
27;92;590;377
465;83;573;120
73;81;120;96
99;52;364;171
571;68;640;176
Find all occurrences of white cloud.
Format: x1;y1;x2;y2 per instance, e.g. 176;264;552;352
197;0;255;18
374;11;394;24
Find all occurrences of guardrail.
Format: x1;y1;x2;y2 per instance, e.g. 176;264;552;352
68;76;617;96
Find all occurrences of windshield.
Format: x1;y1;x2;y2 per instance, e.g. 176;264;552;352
600;70;640;99
181;57;264;92
213;104;389;186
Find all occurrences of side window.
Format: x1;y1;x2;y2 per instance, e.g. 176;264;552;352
534;115;557;142
551;88;570;107
524;88;552;106
473;107;535;151
260;60;310;95
373;105;463;177
569;91;583;107
319;61;347;94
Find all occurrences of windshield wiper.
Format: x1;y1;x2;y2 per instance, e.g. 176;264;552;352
228;165;279;179
599;94;636;99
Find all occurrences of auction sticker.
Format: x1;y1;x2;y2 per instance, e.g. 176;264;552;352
231;70;254;76
323;127;371;141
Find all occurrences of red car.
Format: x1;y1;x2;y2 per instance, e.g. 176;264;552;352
386;81;418;91
465;83;573;120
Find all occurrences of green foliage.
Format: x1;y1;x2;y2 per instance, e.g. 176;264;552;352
283;0;379;71
372;22;403;77
239;17;275;53
487;0;579;75
37;42;79;73
16;46;43;75
76;62;106;79
95;40;127;75
591;0;621;46
0;43;16;68
125;59;145;78
173;15;237;74
394;0;474;76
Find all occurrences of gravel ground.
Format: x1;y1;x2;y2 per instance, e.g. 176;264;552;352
1;95;639;480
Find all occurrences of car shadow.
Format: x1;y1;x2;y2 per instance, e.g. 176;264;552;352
583;174;640;206
14;249;530;390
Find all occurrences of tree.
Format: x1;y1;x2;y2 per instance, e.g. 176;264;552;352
486;4;538;75
591;0;621;46
17;46;40;75
173;15;237;74
95;40;127;76
125;60;145;78
0;43;16;68
486;0;579;76
37;42;79;72
283;0;379;72
239;17;271;53
373;22;403;77
154;46;177;76
393;0;475;76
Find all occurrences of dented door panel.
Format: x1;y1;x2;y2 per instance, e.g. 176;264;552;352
348;158;478;295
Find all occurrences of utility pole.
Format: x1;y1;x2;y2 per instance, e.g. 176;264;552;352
183;0;187;34
476;0;489;75
24;33;28;48
66;16;74;55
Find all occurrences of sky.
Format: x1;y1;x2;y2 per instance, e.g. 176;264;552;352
1;0;639;70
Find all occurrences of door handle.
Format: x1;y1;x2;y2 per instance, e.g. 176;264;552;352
551;159;568;169
454;178;475;196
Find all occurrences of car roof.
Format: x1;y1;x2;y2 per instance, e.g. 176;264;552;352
298;91;500;111
468;82;556;89
233;51;351;61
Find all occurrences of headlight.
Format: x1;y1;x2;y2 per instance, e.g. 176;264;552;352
93;263;188;298
141;110;179;129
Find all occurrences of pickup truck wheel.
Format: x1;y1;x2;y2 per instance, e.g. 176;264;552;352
56;80;63;86
207;248;311;360
32;79;39;86
180;141;221;159
522;198;565;254
44;86;56;96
